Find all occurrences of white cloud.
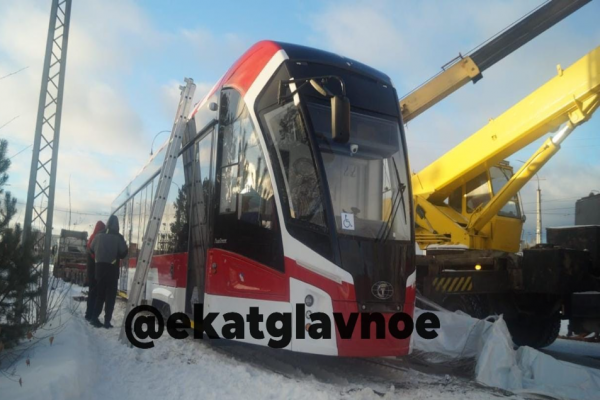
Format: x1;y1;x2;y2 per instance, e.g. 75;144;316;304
309;3;407;72
180;27;248;71
0;0;165;232
0;0;256;234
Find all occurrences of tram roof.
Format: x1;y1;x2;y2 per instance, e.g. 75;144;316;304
190;40;393;118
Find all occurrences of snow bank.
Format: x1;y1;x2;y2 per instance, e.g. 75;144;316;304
412;308;600;400
0;285;95;400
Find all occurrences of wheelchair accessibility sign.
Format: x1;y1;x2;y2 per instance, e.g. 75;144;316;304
341;212;355;230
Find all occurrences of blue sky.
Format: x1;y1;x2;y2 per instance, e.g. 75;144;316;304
1;0;599;242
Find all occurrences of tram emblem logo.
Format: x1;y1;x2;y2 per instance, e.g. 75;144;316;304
371;281;394;300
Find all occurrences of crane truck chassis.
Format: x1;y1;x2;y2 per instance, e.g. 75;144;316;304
416;244;600;348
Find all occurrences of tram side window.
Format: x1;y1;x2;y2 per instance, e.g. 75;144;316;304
240;117;276;229
120;157;189;258
157;156;189;254
218;90;276;229
217;89;283;271
125;198;134;257
218;90;242;214
131;192;141;257
263;102;325;228
197;130;214;225
118;204;128;256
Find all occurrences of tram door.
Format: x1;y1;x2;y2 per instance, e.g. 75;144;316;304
207;88;284;300
185;127;216;314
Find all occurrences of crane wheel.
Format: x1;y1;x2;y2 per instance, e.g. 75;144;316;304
507;313;561;348
441;295;489;319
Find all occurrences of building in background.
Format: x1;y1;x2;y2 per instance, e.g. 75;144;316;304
575;193;600;225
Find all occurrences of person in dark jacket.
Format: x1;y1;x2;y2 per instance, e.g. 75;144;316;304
90;215;128;328
85;220;106;320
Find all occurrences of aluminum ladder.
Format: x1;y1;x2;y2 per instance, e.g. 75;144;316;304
119;78;196;344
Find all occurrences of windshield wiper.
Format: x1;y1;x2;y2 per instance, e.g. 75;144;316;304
391;157;407;226
376;157;407;242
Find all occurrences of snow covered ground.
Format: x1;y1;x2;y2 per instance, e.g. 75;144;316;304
1;282;599;400
412;309;600;400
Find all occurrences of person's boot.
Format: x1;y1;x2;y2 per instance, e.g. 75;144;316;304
104;321;114;329
90;318;103;328
84;314;91;321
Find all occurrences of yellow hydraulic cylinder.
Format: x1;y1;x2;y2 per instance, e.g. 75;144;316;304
469;124;570;233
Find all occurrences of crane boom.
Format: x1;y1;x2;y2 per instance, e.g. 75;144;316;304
399;0;592;123
414;45;600;202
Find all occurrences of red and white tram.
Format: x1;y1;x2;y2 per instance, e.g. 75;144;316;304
111;41;415;357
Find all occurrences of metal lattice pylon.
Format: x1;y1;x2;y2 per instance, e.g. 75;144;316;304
22;0;72;324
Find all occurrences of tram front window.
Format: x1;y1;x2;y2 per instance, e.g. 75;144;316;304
263;100;410;241
307;103;411;241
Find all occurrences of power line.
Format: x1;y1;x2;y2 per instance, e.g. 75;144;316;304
521;195;587;205
14;199;110;217
534;213;574;216
8;144;32;160
0;66;29;81
524;206;574;212
0;115;20;131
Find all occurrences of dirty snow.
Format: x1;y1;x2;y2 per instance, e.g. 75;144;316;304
412;308;600;400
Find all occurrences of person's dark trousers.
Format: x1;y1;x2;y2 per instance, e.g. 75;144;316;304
85;257;97;319
94;262;120;324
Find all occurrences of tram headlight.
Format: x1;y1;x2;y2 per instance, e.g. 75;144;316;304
305;295;314;307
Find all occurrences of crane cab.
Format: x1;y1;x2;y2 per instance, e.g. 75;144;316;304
446;161;524;252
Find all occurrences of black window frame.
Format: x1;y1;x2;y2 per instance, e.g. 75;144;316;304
214;87;284;272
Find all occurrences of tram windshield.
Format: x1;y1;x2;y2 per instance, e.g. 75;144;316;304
263;100;411;241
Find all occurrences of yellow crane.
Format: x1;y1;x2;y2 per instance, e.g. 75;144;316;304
413;46;600;252
394;0;595;253
412;46;600;349
395;0;600;348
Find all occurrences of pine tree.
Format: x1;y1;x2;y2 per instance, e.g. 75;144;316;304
0;139;39;351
